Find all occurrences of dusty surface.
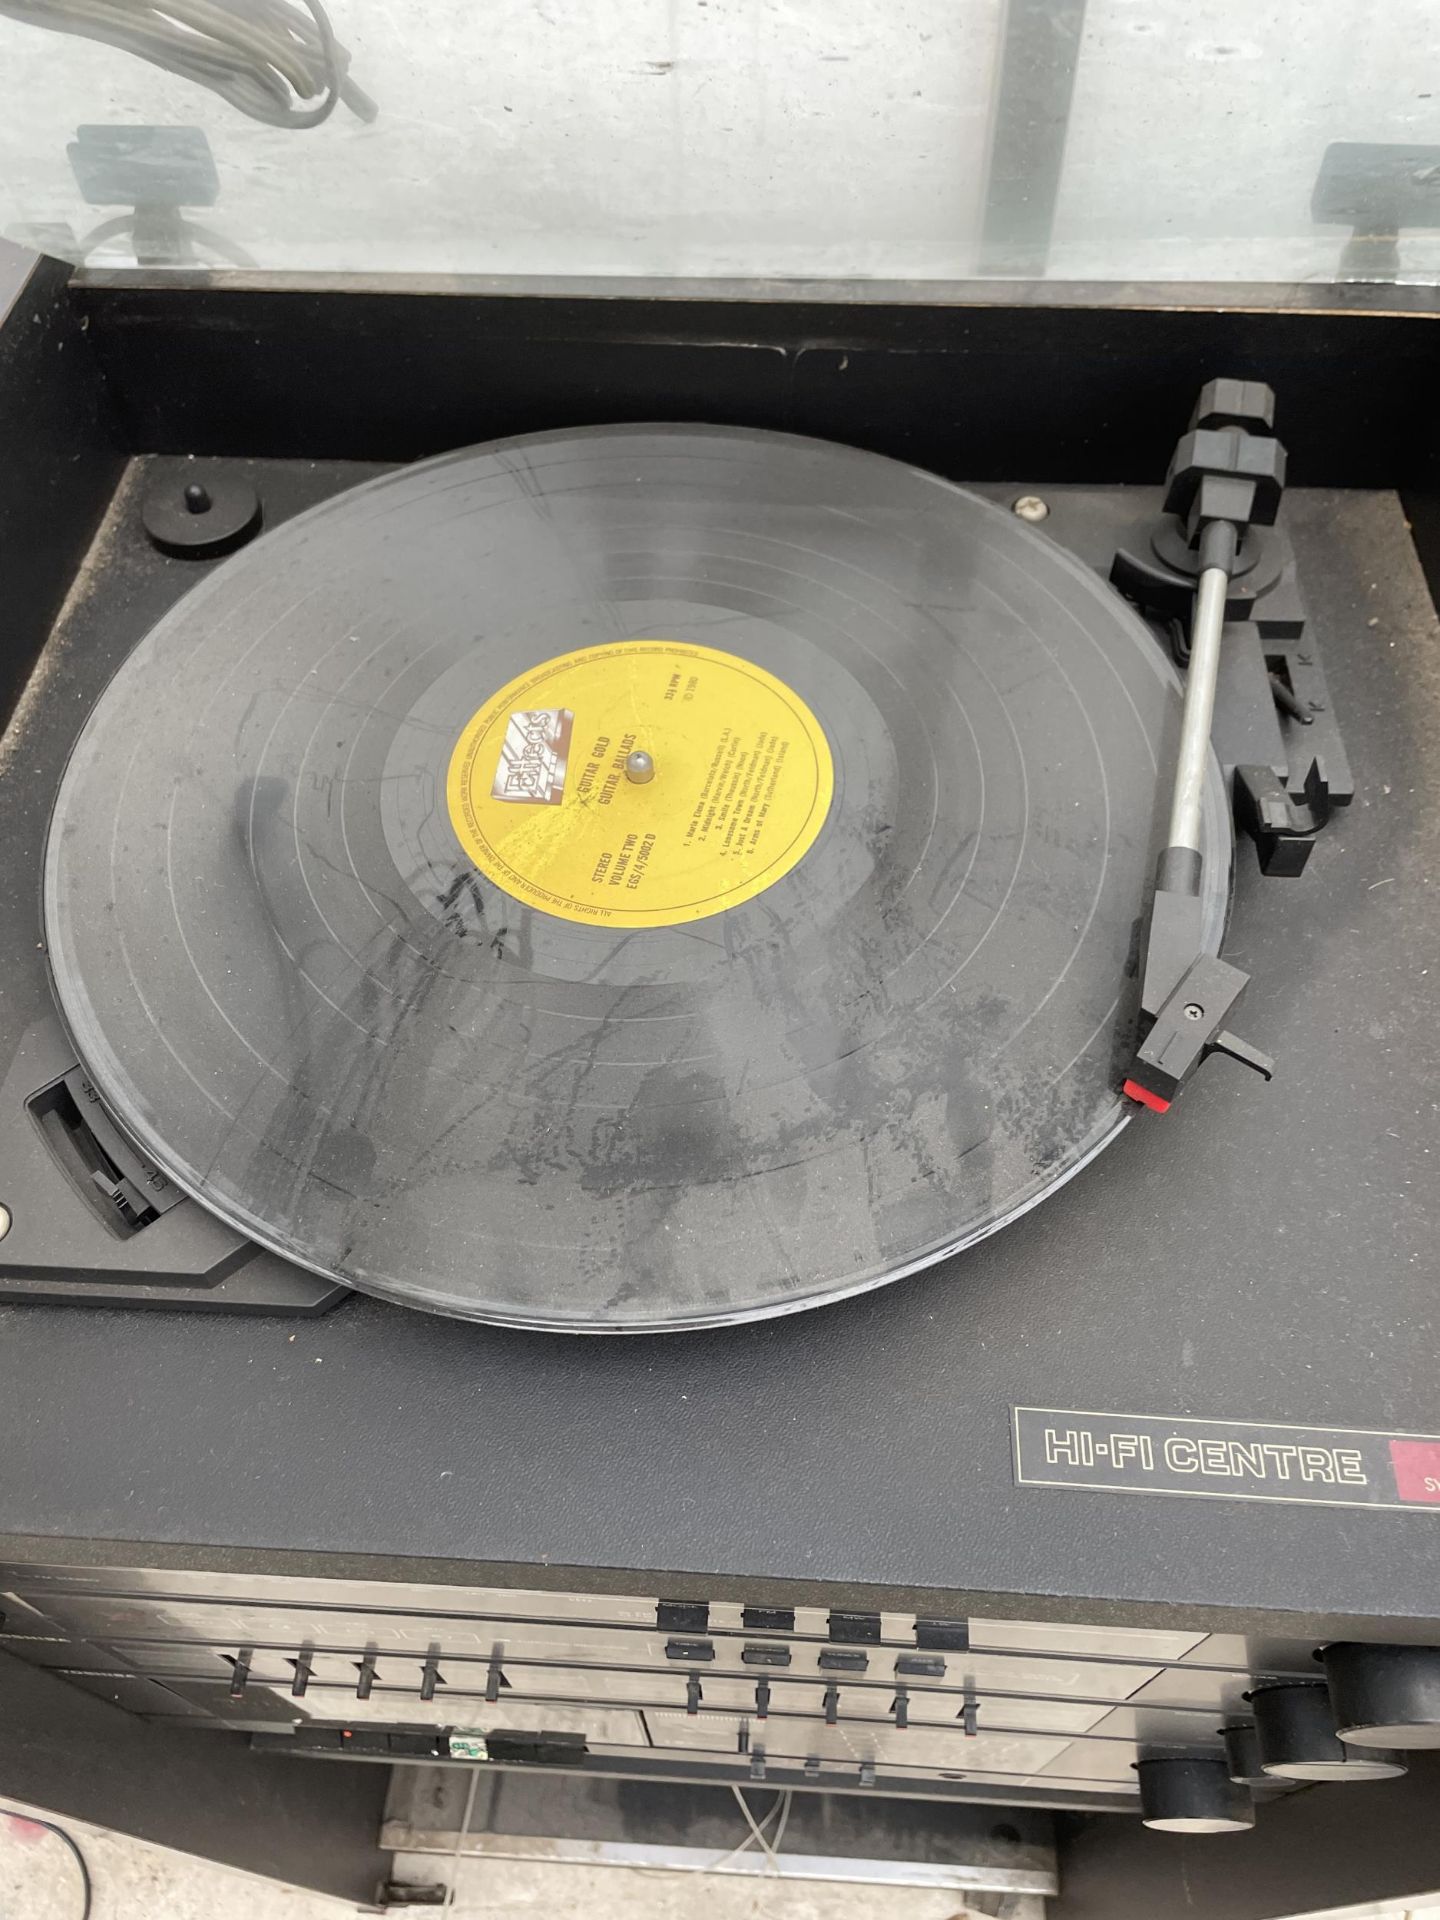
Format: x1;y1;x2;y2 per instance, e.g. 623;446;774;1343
389;1850;1043;1916
0;1801;357;1920
0;1799;1042;1917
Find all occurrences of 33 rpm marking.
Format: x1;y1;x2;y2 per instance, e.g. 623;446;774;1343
41;426;1230;1331
446;640;835;928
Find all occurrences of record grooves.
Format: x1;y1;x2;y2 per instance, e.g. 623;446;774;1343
42;427;1229;1331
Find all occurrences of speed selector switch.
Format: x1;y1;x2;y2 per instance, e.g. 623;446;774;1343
1323;1643;1440;1750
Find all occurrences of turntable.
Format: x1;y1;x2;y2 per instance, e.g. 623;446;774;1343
9;392;1339;1330
1;252;1438;1858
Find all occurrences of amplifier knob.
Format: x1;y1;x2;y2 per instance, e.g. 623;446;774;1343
1323;1644;1440;1750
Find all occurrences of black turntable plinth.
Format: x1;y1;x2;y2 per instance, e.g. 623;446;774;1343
1;259;1440;1838
2;446;1435;1616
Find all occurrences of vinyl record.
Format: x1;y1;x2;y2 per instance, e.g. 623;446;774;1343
43;427;1229;1331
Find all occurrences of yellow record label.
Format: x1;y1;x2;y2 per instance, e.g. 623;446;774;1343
446;640;834;927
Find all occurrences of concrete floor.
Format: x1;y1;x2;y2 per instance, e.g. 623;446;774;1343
0;1803;355;1919
0;1798;1043;1918
3;1800;1436;1919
